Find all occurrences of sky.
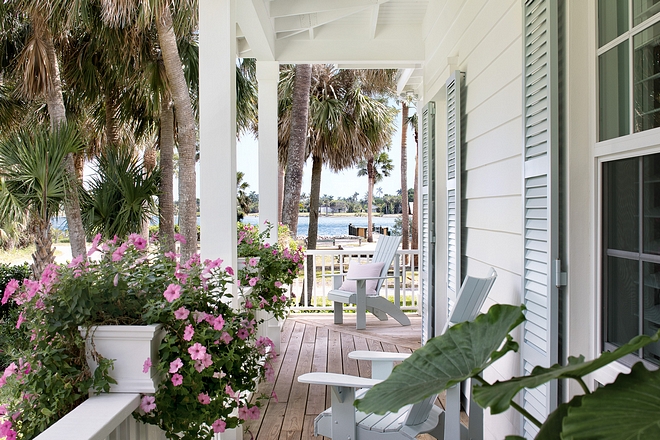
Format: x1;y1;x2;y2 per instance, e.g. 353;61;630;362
236;106;418;200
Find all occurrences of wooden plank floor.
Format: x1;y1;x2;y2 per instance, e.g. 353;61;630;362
244;313;425;440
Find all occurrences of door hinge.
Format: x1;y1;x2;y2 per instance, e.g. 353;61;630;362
554;259;567;288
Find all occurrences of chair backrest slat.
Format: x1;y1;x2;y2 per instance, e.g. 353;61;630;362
369;235;402;292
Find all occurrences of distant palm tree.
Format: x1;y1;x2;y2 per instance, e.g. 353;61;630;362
407;111;419;256
0;124;84;278
358;152;394;242
236;171;251;221
399;101;410;250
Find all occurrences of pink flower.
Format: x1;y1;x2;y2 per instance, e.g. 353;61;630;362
265;363;275;382
198;392;211;405
212;315;225;331
112;243;129;262
15;313;24;329
274;281;283;288
237;328;249;340
142;358;152;373
280;295;287;302
68;254;84;268
271;390;278;402
239;405;260;420
183;325;194;341
245;300;253;309
165;251;177;260
169;358;183;374
194;353;213;372
220;332;233;344
163;284;181;302
171;374;183;386
272;295;279;303
87;233;102;256
193;311;208;323
249;257;258;267
259;297;268;309
174;233;187;244
2;279;19;305
129;233;147;250
140;395;156;413
249;277;259;287
212;419;226;433
113;273;119;287
174;307;190;320
188;342;207;360
225;266;234;276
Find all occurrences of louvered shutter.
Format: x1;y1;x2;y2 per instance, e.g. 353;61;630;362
521;0;559;437
446;71;464;315
420;102;436;344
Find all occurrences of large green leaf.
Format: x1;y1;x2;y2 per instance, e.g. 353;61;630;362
473;330;660;414
561;362;660;439
535;395;584;440
355;304;525;414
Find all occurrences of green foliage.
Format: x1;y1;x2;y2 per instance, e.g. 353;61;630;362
1;235;280;439
236;222;305;320
81;148;159;240
357;303;660;439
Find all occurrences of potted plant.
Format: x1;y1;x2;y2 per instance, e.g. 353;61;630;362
0;233;284;439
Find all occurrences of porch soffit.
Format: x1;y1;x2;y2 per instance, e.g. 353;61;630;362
236;0;428;80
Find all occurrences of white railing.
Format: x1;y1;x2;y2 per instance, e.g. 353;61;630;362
288;249;420;312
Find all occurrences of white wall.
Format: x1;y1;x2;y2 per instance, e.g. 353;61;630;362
421;1;524;438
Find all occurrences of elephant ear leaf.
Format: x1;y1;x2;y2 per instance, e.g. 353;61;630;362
355;304;525;415
535;395;584;440
560;363;660;440
473;330;660;414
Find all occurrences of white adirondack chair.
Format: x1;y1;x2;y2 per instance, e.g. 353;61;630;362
299;267;497;440
327;235;409;330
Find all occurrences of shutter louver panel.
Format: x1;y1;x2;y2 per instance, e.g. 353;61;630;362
420;102;436;345
446;72;463;314
521;0;559;437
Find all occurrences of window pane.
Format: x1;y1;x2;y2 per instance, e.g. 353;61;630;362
606;257;639;348
643;262;660;363
600;0;629;47
600;42;630;141
634;22;660;133
634;0;660;26
644;154;660;254
605;158;639;252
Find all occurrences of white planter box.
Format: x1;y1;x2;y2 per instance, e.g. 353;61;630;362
80;324;165;393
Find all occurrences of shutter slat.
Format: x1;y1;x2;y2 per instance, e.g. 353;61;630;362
421;102;436;344
522;1;559;432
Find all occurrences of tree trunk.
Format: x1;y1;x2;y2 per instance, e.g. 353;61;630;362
367;157;374;243
411;123;419;266
400;102;409;249
305;154;323;306
278;164;285;224
32;219;54;280
142;145;157;240
159;96;176;254
43;26;87;260
157;6;197;260
281;64;312;238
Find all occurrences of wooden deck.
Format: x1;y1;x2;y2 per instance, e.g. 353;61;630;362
245;313;425;440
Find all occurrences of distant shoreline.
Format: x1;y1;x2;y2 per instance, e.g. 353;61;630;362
245;212;400;218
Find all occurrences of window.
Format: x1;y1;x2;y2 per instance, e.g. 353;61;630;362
598;0;660;141
603;154;660;365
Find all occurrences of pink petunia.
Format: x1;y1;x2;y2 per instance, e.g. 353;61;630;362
87;233;102;256
225;266;234;276
113;273;119;287
140;395;156;413
2;279;19;305
129;233;147;250
249;257;258;267
188;342;207;360
174;307;190;320
15;313;24;329
271;390;278;402
249;277;259;287
237;328;249;340
142;358;152;374
183;324;194;341
174;233;187;244
198;392;211;405
212;419;226;433
164;251;177;260
194;353;213;372
212;315;225;331
67;254;84;268
169;358;183;374
171;374;183;386
112;243;129;262
220;332;233;344
163;284;182;302
274;281;283;288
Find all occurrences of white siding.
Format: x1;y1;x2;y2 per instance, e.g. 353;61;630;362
421;0;523;438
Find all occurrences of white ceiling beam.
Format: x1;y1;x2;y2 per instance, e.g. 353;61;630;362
236;0;276;60
270;0;389;18
396;68;415;94
369;5;379;39
274;7;371;33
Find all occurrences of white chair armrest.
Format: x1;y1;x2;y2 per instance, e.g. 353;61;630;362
298;372;380;388
348;351;411;362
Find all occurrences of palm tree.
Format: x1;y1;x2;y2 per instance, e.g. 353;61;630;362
407;111;419;258
399;101;410;249
281;64;312;238
358;152;394;242
0;124;84;278
236;171;251;221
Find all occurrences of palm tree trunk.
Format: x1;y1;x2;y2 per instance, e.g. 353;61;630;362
32;220;54;279
156;5;197;260
367;157;375;243
411;125;419;266
281;64;312;238
400;102;409;249
278;164;285;223
159;96;176;253
43;25;87;260
305;154;322;305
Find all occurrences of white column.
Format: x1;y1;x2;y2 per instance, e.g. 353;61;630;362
257;61;280;245
199;0;237;270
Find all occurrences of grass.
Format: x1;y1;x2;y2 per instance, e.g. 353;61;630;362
0;246;35;265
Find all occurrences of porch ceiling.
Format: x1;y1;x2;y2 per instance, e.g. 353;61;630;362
236;0;427;92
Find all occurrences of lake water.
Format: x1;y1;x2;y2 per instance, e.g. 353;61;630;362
241;216;397;238
52;215;398;238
